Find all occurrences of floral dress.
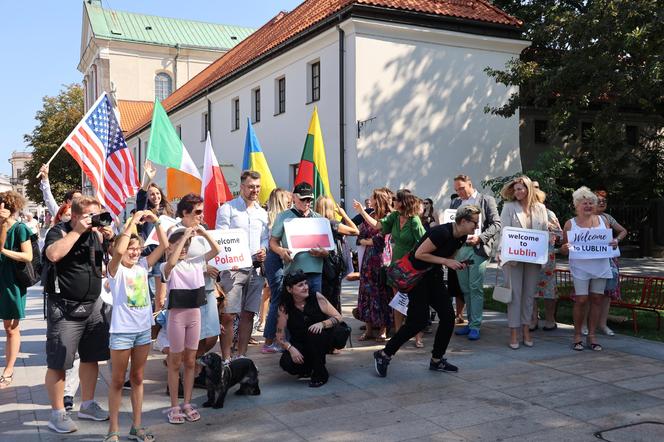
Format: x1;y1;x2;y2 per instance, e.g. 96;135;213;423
356;222;393;328
535;209;561;299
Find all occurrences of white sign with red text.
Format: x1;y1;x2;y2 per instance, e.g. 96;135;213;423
441;209;481;236
206;229;253;270
283;217;335;255
500;227;549;265
568;228;620;259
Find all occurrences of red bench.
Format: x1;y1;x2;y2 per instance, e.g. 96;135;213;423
554;269;664;333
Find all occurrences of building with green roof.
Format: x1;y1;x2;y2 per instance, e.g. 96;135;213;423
78;0;254;109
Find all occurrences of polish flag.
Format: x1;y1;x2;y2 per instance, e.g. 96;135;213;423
201;132;232;228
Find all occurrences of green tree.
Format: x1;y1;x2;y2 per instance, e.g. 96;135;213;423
22;84;84;207
486;0;664;201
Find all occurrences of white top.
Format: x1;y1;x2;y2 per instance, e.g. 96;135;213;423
569;217;612;280
108;258;154;333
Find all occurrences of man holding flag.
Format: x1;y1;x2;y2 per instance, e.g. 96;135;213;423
216;171;269;362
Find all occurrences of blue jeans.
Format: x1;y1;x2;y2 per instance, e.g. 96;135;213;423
263;250;284;340
306;273;322;294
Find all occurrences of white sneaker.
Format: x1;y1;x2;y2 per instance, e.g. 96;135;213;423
78;401;109;421
48;411;78;433
582;326;589;336
601;326;615;336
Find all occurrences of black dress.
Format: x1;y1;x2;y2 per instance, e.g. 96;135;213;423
280;293;335;383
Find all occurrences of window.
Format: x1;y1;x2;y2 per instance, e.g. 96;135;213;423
201;111;209;141
16;168;22;179
581;122;594;145
176;125;182;139
252;88;261;123
290;163;300;188
534;120;548;144
231;98;240;131
155;72;173;101
276;77;286;115
625;125;639;147
309;61;320;102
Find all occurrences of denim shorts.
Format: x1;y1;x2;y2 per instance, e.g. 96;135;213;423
109;329;152;350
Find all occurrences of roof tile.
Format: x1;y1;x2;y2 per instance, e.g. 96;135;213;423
117;100;153;133
126;0;521;137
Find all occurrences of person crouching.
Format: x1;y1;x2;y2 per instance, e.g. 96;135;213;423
276;270;346;388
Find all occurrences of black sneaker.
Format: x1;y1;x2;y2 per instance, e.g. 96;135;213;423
429;358;458;373
122;380;131;390
373;350;390;377
63;396;74;412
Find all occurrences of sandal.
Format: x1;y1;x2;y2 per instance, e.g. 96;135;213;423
309;379;327;388
182;403;201;422
104;431;121;442
572;341;584;351
589;342;603;351
165;406;185;424
358;333;375;341
0;373;13;389
248;337;260;346
129;426;155;441
374;335;387;343
414;341;424;348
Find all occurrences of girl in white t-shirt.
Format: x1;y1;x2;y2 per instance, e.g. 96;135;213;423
105;211;167;442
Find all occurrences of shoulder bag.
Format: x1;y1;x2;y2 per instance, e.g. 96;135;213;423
386;252;431;293
492;263;512;303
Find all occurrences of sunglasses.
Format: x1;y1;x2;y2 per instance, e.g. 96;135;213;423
191;209;203;215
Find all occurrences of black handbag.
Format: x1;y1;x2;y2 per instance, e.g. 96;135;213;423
322;237;346;283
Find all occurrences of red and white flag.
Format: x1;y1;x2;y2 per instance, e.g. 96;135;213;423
62;93;139;215
201;132;232;228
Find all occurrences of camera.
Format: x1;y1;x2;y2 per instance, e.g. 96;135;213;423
91;212;113;228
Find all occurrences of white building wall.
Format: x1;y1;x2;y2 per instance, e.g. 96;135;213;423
350;20;528;216
133;27;344;201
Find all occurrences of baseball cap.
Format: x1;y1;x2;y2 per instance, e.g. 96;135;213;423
293;182;314;200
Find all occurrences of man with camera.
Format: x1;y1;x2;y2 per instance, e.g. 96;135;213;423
450;175;501;341
43;196;114;433
216;171;269;363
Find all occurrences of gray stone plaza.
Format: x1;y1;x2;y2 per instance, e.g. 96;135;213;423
2;261;664;441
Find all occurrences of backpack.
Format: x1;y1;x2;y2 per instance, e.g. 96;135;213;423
14;225;42;290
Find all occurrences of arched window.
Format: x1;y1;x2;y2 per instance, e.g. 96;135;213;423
155;72;173;101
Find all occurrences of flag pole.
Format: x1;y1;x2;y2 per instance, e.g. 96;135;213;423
36;93;109;178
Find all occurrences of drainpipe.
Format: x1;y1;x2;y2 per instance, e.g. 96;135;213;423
174;44;180;88
337;24;346;208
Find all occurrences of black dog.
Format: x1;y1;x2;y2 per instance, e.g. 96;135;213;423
197;353;260;409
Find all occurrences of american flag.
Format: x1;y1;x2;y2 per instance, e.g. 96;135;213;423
63;93;139;215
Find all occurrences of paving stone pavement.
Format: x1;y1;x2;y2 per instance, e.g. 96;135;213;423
2;278;664;441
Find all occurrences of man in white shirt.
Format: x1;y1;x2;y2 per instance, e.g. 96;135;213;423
216;171;269;361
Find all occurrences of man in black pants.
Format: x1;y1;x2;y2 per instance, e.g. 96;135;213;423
374;205;481;377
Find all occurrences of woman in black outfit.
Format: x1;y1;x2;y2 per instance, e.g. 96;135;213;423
374;205;481;377
276;271;344;387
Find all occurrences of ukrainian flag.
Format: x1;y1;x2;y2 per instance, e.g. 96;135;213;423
242;118;277;205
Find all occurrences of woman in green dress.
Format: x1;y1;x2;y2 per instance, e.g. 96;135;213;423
354;189;426;346
0;191;34;389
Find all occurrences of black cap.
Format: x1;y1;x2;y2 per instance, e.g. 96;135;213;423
293;182;314;200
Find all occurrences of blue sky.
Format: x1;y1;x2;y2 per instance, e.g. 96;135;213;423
0;0;302;175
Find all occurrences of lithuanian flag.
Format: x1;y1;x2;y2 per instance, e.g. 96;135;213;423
294;106;335;202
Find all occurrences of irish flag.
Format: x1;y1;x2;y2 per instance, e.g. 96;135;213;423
147;100;201;199
294;106;335;203
242;118;276;205
201;133;232;228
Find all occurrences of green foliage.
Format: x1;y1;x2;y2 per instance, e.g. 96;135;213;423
486;0;664;202
22;84;84;207
482;148;576;220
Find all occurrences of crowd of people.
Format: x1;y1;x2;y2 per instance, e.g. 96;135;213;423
0;163;626;440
